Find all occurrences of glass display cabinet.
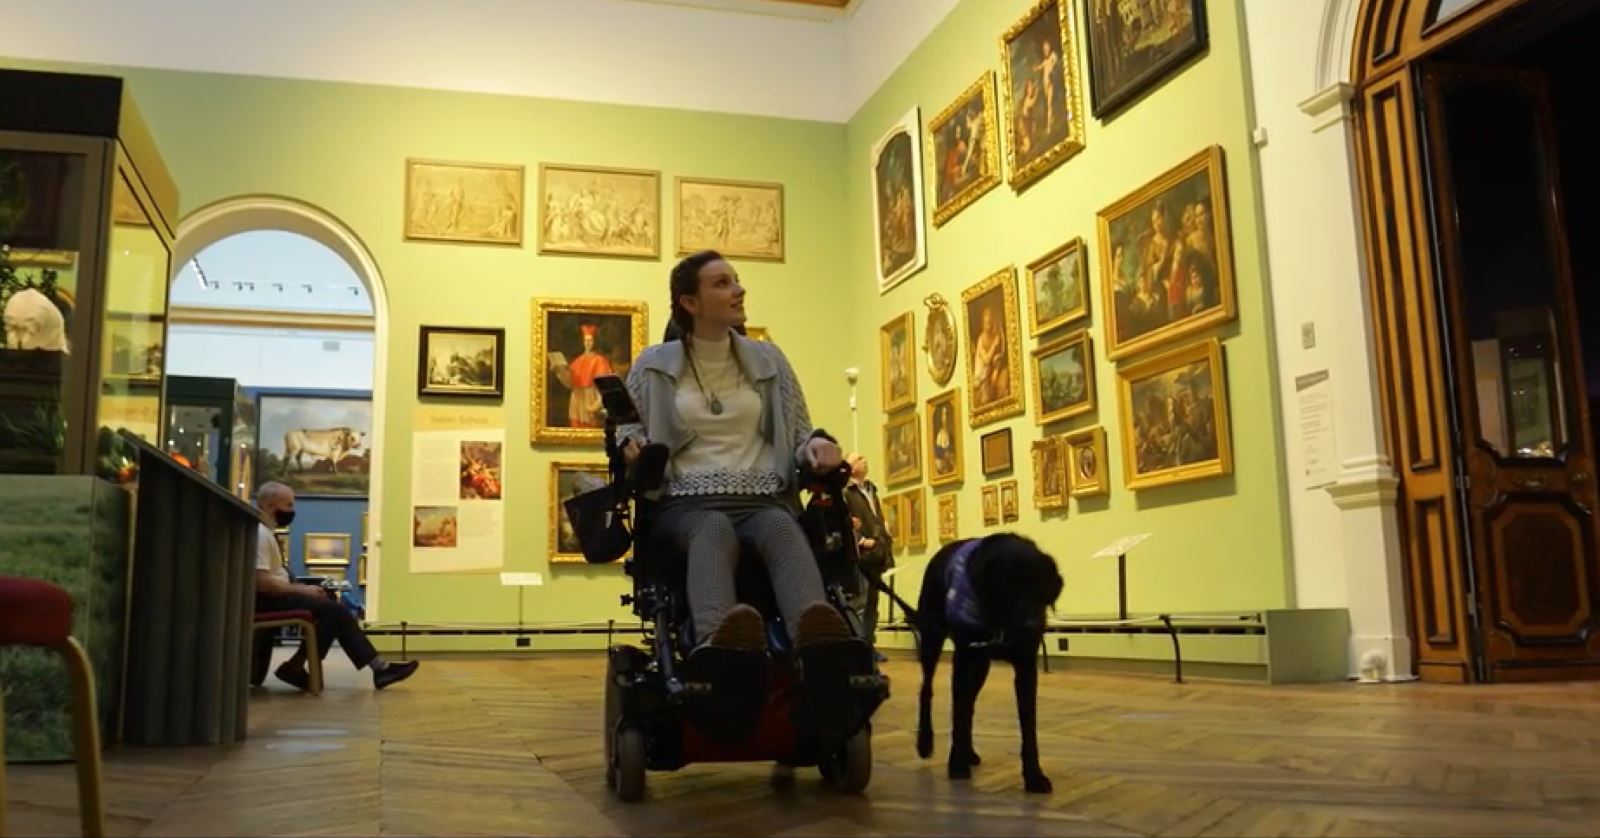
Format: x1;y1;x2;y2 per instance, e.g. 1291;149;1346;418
0;67;178;484
165;375;257;500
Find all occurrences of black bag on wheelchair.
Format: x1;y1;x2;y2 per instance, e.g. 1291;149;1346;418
564;481;631;564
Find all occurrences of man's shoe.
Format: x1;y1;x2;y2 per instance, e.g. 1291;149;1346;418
873;651;889;663
374;660;420;690
274;662;312;692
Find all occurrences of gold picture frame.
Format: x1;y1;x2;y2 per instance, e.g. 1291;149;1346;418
1098;146;1236;360
937;493;959;542
403;158;525;246
882;491;906;544
1000;0;1087;191
881;312;917;413
903;487;927;550
1117;338;1232;490
538;163;661;259
675;176;785;261
531;298;649;445
1000;478;1020;522
884;409;923;486
745;326;771;342
923;293;959;387
1032;436;1069;509
926;389;964;488
1065;425;1109;497
549;460;616;563
1032;329;1096;425
872;106;929;293
981;484;1000;527
926;72;1002;227
961;266;1027;427
304;532;352;569
1026;238;1090;336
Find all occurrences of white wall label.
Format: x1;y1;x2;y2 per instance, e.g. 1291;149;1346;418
1296;370;1337;489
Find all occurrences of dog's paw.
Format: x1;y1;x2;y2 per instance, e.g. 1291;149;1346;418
1023;772;1054;794
916;727;934;759
966;750;982;766
947;760;973;781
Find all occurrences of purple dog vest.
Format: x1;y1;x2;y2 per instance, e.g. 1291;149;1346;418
944;540;985;631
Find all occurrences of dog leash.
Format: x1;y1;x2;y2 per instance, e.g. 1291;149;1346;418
865;572;920;623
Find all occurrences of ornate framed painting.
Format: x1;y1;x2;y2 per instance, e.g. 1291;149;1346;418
882;491;906;544
926;72;1002;227
304;533;352;570
961;266;1026;426
937;493;958;542
675;176;784;261
881;312;917;413
1097;146;1235;360
903;488;927;550
872;107;929;293
1065;425;1108;497
1032;329;1095;425
1026;237;1089;336
980;427;1013;477
884;409;923;486
403;159;524;246
1000;0;1087;190
550;461;616;563
538;164;660;259
1116;338;1232;490
1000;478;1020;522
745;326;771;342
926;389;964;488
923;293;959;387
418;326;506;399
531;298;649;445
1082;0;1208;119
1032;436;1068;510
981;484;1001;527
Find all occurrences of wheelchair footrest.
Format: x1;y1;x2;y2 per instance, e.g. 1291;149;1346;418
680;646;771;746
790;639;876;739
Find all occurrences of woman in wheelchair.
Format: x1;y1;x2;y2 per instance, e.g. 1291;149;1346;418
617;250;858;664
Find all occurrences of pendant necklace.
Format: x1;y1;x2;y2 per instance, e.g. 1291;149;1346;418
689;344;738;416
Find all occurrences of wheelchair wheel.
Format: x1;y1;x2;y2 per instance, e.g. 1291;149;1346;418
819;725;872;794
613;727;647;802
603;657;621;789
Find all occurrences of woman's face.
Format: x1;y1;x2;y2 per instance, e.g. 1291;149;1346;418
682;259;746;331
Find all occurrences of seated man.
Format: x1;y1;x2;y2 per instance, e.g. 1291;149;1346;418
254;481;419;691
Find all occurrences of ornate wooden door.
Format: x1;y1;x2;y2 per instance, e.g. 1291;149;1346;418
1419;63;1600;681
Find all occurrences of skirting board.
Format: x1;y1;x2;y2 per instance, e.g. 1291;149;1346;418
365;607;1351;684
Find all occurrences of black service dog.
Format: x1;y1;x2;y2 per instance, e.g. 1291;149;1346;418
914;533;1064;793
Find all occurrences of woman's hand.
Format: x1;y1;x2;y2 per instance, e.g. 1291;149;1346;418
805;436;842;472
623;437;645;466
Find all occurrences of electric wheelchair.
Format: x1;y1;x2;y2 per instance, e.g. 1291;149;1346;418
564;374;890;802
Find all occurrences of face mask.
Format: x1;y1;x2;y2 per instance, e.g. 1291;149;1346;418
274;509;296;527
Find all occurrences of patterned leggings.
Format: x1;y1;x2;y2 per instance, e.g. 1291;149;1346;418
655;494;827;644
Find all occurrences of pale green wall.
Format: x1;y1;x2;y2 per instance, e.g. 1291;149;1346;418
843;0;1293;616
2;58;853;629
5;0;1293;636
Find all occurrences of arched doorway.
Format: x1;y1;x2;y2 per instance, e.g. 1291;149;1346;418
170;196;392;620
1350;0;1600;682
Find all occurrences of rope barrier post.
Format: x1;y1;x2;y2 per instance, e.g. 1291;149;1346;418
1117;553;1129;621
400;620;409;662
1160;615;1182;684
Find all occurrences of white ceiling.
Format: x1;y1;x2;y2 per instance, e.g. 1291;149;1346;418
171;230;374;314
0;0;959;123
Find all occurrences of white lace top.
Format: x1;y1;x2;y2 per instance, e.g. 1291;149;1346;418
668;335;780;496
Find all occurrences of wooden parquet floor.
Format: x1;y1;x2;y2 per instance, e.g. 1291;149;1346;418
8;652;1600;836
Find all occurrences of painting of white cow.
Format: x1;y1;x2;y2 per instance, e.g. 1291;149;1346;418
257;394;373;496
